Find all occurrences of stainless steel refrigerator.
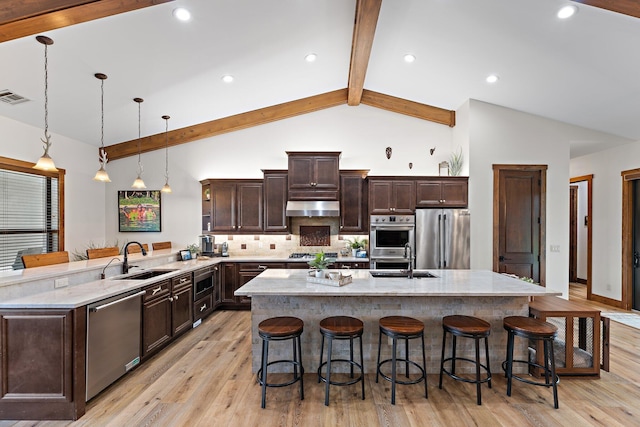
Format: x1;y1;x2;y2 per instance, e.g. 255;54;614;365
415;208;470;269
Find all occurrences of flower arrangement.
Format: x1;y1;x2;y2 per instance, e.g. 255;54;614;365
308;251;333;271
187;243;200;255
449;147;463;176
346;236;368;250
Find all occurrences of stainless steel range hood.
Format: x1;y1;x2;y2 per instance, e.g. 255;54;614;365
285;200;340;217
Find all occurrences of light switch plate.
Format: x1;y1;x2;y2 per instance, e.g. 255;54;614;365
550;245;560;252
54;277;69;288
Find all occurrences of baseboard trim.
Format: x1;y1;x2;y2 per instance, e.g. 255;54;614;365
590;293;623;308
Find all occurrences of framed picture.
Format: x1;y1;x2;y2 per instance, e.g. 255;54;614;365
118;190;161;232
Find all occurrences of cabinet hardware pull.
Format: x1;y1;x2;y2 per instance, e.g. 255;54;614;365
174;294;178;301
200;304;207;312
168;296;174;302
180;278;187;283
152;286;162;295
258;265;267;270
90;290;146;312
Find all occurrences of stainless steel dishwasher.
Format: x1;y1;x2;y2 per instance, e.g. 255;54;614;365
86;289;145;400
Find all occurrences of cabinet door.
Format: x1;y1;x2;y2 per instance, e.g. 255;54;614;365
314;156;340;191
369;180;393;214
416;178;468;207
237;182;263;232
237;271;257;306
213;265;222;307
340;172;367;232
171;284;193;337
201;182;212;233
142;296;172;357
263;172;289;232
392;181;415;214
288;156;314;190
415;180;443;207
441;179;468;207
222;263;237;304
211;182;236;232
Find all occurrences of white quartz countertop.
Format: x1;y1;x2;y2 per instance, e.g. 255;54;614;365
235;269;561;297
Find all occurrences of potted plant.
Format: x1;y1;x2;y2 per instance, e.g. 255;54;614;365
187;243;200;258
346;237;368;257
308;252;333;277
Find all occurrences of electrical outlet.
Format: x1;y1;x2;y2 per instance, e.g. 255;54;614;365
54;277;69;288
550;245;560;252
258;242;263;248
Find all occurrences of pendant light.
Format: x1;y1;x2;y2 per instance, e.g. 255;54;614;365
131;97;146;189
92;73;110;182
33;35;58;172
161;115;172;193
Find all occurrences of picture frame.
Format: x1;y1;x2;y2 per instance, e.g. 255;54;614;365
118;190;161;232
180;250;192;261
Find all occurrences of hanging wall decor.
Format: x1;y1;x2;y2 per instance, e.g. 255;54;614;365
429;147;436;155
385;146;392;159
409;162;413;169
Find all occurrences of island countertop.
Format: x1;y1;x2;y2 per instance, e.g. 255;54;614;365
234;269;560;297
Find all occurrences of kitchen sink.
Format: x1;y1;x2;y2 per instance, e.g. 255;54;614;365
113;269;178;280
369;270;438;278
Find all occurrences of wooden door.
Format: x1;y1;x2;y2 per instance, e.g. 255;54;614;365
392;181;415;214
237;181;263;232
221;263;237;305
171;284;193;336
569;185;578;282
263;171;288;232
313;156;340;191
211;182;236;232
369;180;393;214
340;171;367;232
494;167;544;284
142;295;172;357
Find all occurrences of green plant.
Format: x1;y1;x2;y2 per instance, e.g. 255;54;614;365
449;147;463;176
346;236;368;250
187;243;200;254
307;252;333;270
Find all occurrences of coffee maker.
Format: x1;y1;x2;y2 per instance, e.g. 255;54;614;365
200;235;215;256
220;242;229;257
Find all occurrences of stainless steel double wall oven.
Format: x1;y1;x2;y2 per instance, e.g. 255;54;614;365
369;214;415;269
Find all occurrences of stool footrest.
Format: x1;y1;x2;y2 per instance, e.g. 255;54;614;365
257;360;304;388
441;357;492;385
502;360;559;388
377;359;426;386
317;359;364;387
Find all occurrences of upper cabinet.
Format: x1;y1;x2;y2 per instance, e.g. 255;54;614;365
262;170;289;233
415;177;468;207
368;178;416;215
201;179;263;233
287;152;340;200
340;170;369;232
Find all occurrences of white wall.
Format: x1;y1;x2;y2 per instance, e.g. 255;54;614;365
0;116;106;258
466;100;608;297
102;104;456;249
570;139;640;300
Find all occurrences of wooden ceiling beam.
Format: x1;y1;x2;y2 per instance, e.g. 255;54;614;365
0;0;174;43
571;0;640;19
347;0;382;106
361;89;455;127
103;89;349;161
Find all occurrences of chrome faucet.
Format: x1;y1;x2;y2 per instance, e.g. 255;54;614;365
404;243;414;279
122;241;147;274
101;257;121;279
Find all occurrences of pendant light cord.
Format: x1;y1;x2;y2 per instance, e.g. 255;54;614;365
43;43;49;136
100;79;104;150
137;102;142;165
164;118;169;179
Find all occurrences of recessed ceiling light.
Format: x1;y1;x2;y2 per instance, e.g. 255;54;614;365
173;7;191;21
557;5;577;19
403;54;416;63
304;53;317;62
486;74;499;84
221;75;234;83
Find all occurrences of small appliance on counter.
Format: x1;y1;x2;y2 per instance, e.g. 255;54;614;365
200;235;215;256
218;242;229;257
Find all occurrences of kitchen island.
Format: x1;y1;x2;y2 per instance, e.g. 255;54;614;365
235;269;561;374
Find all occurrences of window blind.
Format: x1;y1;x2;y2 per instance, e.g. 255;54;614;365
0;168;59;270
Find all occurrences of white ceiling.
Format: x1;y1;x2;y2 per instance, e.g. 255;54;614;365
0;0;638;158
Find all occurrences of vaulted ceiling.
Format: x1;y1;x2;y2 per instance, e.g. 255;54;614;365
0;0;639;160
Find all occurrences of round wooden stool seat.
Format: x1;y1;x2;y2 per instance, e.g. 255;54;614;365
259;316;304;338
503;316;557;339
320;316;364;337
443;315;491;338
379;316;424;337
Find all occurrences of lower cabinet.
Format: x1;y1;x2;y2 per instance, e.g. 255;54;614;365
142;273;193;360
221;262;286;309
335;261;370;269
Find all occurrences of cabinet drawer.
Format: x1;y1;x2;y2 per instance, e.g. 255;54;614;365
172;273;192;290
143;279;171;302
238;263;286;271
193;294;214;322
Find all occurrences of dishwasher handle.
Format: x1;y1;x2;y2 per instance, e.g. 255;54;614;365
89;290;146;312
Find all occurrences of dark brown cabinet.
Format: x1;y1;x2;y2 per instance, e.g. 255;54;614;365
340;170;368;232
201;182;212;233
335;261;370;269
221;263;238;307
368;178;415;214
416;177;468;207
202;179;264;233
221;262;286;309
287;152;340;200
262;170;289;232
142;274;193;359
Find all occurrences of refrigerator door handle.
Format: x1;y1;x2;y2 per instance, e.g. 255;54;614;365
442;214;447;268
438;214;442;268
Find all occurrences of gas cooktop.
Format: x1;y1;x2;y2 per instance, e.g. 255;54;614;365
289;252;338;259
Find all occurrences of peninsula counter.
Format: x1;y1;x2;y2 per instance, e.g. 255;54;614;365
235;269;560;374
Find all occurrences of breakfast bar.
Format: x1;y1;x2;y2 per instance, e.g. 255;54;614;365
235;269;561;374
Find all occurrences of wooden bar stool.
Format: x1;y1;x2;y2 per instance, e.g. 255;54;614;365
376;316;428;405
502;316;559;409
438;315;492;405
317;316;365;406
257;316;304;409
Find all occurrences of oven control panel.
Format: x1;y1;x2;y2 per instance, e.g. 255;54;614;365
370;215;415;224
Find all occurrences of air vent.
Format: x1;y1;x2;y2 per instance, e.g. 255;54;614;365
0;90;29;105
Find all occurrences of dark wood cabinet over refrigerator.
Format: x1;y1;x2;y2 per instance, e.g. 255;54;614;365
416;177;468;207
287;152;340;200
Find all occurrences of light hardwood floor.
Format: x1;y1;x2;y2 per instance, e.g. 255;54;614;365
2;284;639;427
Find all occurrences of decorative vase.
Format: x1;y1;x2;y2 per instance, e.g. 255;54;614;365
315;269;325;278
352;249;358;257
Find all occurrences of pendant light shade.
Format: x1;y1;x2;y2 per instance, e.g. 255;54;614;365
161;115;172;193
33;35;58;172
131;97;146;189
93;73;110;182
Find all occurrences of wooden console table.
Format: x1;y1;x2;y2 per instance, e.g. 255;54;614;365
529;296;609;376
